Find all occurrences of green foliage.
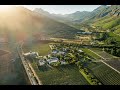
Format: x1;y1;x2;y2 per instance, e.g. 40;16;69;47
102;17;120;29
108;32;120;42
93;16;120;34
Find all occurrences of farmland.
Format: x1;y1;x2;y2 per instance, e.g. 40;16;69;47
23;42;120;85
81;48;101;60
89;48;117;59
31;62;89;85
90;62;120;85
24;42;90;85
74;47;120;85
82;48;120;85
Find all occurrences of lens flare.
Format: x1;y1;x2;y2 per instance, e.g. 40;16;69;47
0;5;13;11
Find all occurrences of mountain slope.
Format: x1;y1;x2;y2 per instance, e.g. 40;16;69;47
92;5;120;34
0;6;80;43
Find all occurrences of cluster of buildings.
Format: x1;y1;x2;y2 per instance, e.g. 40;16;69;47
23;51;39;58
75;32;95;45
51;50;65;55
23;49;67;67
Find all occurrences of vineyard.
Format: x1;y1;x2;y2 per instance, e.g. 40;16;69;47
105;59;120;71
31;63;89;85
90;48;116;59
89;48;120;72
90;63;120;85
81;48;120;85
25;42;120;85
81;48;101;60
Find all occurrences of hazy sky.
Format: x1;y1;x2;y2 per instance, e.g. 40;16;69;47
17;5;101;14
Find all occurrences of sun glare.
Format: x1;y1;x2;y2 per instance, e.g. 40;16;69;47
0;5;13;11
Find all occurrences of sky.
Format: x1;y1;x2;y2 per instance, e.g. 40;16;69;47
17;5;101;15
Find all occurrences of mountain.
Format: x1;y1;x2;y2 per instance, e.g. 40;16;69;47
34;8;91;30
34;5;120;33
62;11;90;21
34;8;72;22
34;8;90;22
34;5;111;23
68;5;110;23
93;5;120;18
34;5;120;23
0;6;81;43
92;5;120;34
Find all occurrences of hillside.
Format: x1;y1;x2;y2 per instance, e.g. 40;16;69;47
0;6;80;43
92;5;120;34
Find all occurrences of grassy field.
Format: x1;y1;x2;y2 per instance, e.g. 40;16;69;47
31;62;89;85
23;42;51;56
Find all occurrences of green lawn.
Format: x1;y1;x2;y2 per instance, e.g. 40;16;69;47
23;42;51;56
31;62;89;85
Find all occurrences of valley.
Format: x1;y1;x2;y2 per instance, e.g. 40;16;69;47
0;5;120;85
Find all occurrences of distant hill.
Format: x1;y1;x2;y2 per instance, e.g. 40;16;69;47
34;5;120;34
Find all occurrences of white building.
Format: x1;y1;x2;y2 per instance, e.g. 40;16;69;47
78;49;84;53
61;61;67;65
39;60;46;66
24;51;39;57
52;50;58;54
58;51;65;55
47;57;59;64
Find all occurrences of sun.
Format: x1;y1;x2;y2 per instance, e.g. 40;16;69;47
0;5;13;11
